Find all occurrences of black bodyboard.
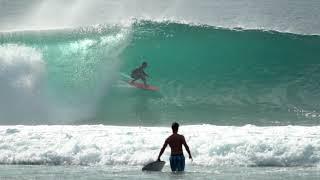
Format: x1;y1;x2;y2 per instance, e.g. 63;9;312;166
142;161;165;171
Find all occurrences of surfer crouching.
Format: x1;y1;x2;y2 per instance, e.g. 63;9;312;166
157;122;193;172
130;62;149;86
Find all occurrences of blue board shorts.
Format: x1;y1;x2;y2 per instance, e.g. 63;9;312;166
169;154;185;172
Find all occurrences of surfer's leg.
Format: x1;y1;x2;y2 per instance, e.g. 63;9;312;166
130;74;138;83
141;76;147;86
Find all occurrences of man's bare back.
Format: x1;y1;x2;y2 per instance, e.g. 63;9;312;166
165;134;187;155
157;122;192;172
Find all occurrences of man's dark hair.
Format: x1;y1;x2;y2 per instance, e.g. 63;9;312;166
172;122;179;132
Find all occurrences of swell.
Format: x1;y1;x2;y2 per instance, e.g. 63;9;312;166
1;21;320;125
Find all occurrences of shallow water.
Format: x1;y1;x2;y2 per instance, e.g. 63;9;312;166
0;165;319;180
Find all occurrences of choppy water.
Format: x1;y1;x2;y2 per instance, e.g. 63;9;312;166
1;125;320;167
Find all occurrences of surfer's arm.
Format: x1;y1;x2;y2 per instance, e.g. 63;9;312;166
142;70;149;77
157;140;168;161
182;136;192;159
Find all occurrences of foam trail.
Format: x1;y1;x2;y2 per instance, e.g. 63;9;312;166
0;125;319;167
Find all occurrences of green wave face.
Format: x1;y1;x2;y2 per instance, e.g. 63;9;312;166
1;21;320;125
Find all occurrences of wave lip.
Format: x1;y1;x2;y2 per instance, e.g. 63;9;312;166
0;125;319;167
1;0;320;35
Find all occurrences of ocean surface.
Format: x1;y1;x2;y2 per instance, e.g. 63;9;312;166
0;0;320;179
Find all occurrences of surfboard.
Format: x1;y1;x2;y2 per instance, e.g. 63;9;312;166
128;81;159;91
142;161;165;171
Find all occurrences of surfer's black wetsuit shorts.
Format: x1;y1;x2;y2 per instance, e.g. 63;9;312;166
131;73;138;79
131;69;141;79
131;71;146;80
169;154;185;171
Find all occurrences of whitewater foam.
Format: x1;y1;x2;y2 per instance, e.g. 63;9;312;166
0;125;319;167
0;44;49;123
0;25;134;124
0;44;45;90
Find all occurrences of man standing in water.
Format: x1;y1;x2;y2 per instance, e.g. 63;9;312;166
157;122;193;172
130;62;149;86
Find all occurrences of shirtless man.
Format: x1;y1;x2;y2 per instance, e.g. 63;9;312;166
130;62;149;86
157;122;192;172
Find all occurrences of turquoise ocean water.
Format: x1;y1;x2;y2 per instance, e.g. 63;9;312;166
1;21;320;125
0;0;320;179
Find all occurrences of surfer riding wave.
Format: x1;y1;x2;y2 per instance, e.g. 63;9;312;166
130;62;149;86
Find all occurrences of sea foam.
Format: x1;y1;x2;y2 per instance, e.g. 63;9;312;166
0;125;319;167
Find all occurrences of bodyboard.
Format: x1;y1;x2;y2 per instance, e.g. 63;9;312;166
142;161;165;171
